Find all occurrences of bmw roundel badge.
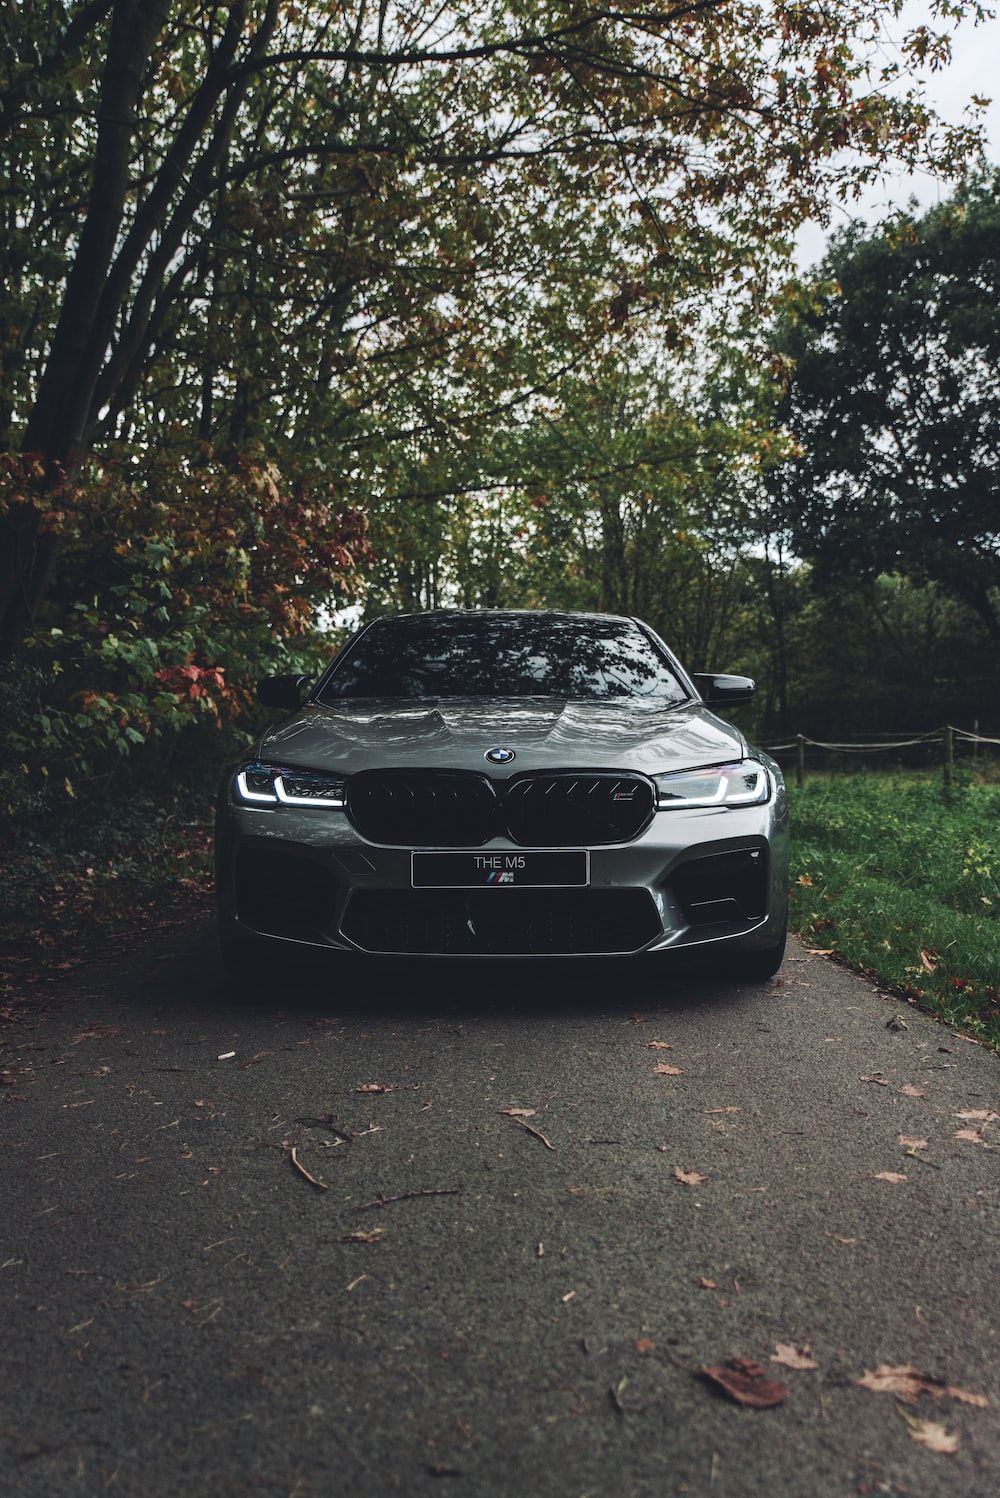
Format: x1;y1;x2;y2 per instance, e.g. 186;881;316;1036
485;746;515;764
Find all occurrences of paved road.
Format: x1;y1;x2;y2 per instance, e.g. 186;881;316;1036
2;929;998;1497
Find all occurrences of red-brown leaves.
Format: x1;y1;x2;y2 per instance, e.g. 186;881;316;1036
701;1358;789;1408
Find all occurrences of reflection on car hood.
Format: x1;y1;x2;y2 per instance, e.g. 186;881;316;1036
258;697;746;777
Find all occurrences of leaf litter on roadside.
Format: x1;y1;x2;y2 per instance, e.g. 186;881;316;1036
771;1344;817;1370
674;1167;705;1187
901;1415;960;1455
701;1359;789;1409
855;1365;988;1407
654;1062;683;1076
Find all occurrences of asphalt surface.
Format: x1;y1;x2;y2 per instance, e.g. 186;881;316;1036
2;929;998;1498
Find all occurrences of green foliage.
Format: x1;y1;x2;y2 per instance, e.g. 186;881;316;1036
771;170;1000;639
0;451;364;818
789;773;1000;1048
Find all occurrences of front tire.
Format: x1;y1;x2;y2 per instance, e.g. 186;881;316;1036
730;920;787;981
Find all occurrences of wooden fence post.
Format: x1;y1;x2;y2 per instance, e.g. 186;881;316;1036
942;724;953;789
796;734;805;788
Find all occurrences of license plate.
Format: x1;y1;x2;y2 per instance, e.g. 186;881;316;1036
411;850;589;888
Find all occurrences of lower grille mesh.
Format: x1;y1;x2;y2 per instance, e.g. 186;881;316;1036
341;889;662;955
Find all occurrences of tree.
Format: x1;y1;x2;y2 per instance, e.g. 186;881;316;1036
771;171;1000;638
0;0;986;651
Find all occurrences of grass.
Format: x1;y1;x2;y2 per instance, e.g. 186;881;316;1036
788;770;1000;1049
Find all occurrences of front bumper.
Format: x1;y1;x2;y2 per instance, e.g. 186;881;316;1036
215;766;788;959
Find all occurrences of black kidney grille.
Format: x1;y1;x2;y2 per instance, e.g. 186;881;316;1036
347;769;497;846
345;768;655;847
504;772;654;847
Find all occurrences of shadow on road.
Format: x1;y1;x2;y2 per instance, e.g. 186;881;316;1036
186;934;761;1031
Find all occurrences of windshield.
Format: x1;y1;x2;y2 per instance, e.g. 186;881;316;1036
319;614;688;702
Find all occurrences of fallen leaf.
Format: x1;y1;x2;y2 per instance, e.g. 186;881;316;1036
561;1290;576;1303
701;1358;789;1408
339;1227;384;1244
355;1083;396;1094
699;1277;718;1290
887;1014;908;1031
796;874;813;886
874;1172;907;1183
954;1109;999;1123
805;947;834;956
904;1417;959;1455
646;1041;673;1050
654;1063;683;1076
856;1365;988;1407
954;1128;992;1147
674;1167;705;1186
634;1338;655;1355
704;1107;740;1115
919;948;939;973
498;1107;536;1118
898;1135;928;1151
861;1074;890;1086
900;1084;926;1098
771;1343;817;1370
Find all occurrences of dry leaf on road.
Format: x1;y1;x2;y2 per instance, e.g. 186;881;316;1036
339;1227;385;1244
874;1172;907;1183
654;1062;683;1076
634;1338;655;1355
699;1277;718;1290
771;1344;817;1370
674;1167;705;1186
861;1074;890;1086
954;1127;992;1147
954;1109;999;1123
900;1084;926;1098
904;1417;960;1455
701;1358;789;1408
898;1136;928;1151
805;947;834;955
646;1041;673;1050
355;1083;396;1094
498;1107;536;1118
856;1365;988;1407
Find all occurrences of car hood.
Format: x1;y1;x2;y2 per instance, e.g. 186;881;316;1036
258;697;746;778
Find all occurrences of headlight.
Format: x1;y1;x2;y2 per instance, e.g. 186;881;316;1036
234;762;345;808
654;759;769;810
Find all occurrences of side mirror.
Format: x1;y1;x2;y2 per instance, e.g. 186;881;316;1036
256;674;311;710
692;672;755;707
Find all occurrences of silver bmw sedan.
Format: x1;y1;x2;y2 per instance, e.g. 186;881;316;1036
215;610;788;978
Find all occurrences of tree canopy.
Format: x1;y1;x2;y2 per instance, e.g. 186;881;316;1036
771;170;1000;639
0;0;994;811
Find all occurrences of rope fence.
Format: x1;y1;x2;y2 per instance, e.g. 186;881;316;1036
757;725;999;786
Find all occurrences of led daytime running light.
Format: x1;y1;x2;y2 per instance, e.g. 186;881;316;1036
234;764;345;808
655;759;769;810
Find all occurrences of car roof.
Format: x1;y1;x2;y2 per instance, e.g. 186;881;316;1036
378;608;637;627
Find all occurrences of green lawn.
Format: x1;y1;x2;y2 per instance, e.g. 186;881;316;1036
787;771;1000;1049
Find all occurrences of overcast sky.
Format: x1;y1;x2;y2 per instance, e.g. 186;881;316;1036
795;0;1000;268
